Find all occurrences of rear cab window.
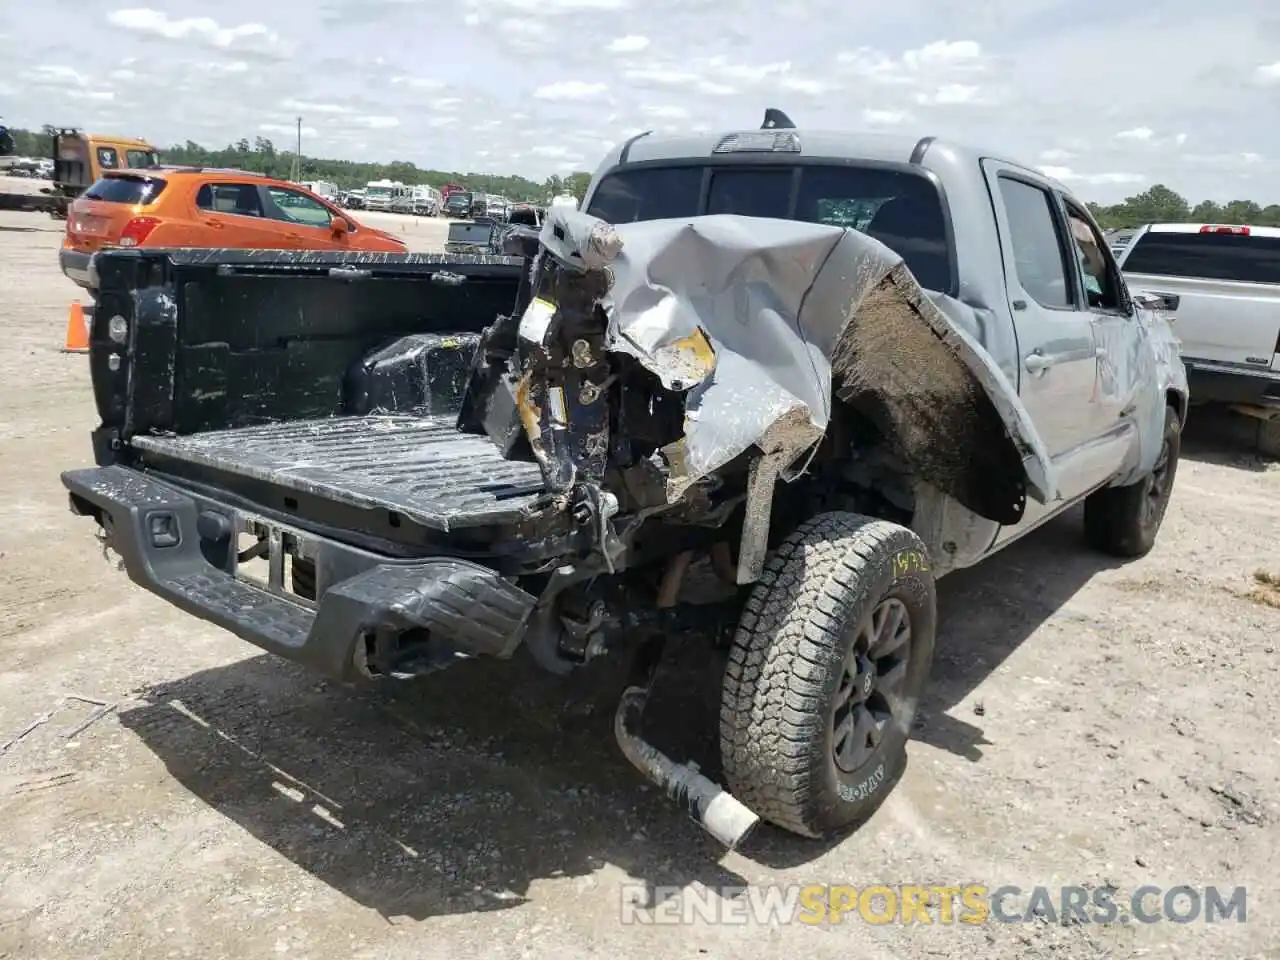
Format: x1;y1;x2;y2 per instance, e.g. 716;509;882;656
1122;229;1280;285
83;174;167;206
585;162;954;294
125;149;159;168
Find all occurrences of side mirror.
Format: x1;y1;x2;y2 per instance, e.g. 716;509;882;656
330;216;349;236
1132;291;1180;314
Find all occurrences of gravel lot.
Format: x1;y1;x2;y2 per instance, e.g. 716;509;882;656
1;207;1278;960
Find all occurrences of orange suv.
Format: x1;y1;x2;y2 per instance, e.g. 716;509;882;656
60;167;407;289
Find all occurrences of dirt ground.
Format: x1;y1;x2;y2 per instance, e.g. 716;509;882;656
0;208;1278;960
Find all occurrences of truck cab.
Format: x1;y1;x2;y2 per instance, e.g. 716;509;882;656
48;128;160;217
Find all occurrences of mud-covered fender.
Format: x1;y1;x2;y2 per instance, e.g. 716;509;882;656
595;213;1059;527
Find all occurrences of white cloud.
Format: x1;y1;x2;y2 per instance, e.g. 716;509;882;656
642;105;689;119
1181;151;1265;166
1254;61;1280;85
1039;165;1145;186
531;145;576;158
282;99;354;115
1040;148;1076;162
390;75;443;90
622;67;694;86
606;35;649;53
351;116;400;129
468;0;624;11
903;39;983;68
106;8;285;56
862;108;912;125
622;66;737;96
915;83;981;105
32;65;89;85
780;76;831;95
534;80;608;100
1115;127;1155;142
199;61;249;74
260;123;316;137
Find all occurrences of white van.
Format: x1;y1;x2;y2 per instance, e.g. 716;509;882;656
410;184;441;217
363;179;411;212
299;180;340;201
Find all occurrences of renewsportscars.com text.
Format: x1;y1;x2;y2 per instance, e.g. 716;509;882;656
619;883;1247;926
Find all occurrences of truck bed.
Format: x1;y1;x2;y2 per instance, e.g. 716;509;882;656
131;414;548;531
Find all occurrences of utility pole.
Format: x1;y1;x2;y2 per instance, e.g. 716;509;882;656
293;116;302;181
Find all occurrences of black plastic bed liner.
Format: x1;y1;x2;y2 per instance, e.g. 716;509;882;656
129;414;548;531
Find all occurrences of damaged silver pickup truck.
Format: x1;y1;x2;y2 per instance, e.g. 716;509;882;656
61;110;1187;850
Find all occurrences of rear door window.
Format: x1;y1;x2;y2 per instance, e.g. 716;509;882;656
996;176;1074;309
1122;232;1280;285
196;183;265;218
83;175;167;205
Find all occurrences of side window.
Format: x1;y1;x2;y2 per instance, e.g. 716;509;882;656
265;187;336;228
125;149;155;168
195;182;264;218
1062;201;1123;311
97;147;119;169
997;176;1073;309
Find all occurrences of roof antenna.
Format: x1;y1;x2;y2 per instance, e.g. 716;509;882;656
761;108;795;130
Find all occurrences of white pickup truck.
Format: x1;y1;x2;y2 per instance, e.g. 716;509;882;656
1118;223;1280;410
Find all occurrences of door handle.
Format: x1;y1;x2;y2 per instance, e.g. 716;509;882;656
203;219;223;228
1023;351;1055;374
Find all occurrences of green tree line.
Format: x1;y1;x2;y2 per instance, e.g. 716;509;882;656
6;127;593;201
8;126;1275;225
1086;184;1280;231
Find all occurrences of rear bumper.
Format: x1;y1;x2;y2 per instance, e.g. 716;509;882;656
59;248;94;288
1185;358;1280;408
61;465;538;685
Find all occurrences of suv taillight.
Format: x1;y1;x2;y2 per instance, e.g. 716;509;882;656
118;217;161;247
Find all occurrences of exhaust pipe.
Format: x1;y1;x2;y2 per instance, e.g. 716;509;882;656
614;685;760;850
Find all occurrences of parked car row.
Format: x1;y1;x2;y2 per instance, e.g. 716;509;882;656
334;182;539;222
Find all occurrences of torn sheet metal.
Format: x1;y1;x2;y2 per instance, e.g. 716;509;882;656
594;213;1058;525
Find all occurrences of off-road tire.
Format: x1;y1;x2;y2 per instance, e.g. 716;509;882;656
1083;405;1181;558
720;512;937;839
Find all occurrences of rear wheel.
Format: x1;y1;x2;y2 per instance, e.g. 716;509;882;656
720;512;937;839
1083;405;1181;557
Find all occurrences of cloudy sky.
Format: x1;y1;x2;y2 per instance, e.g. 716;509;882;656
2;0;1277;203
